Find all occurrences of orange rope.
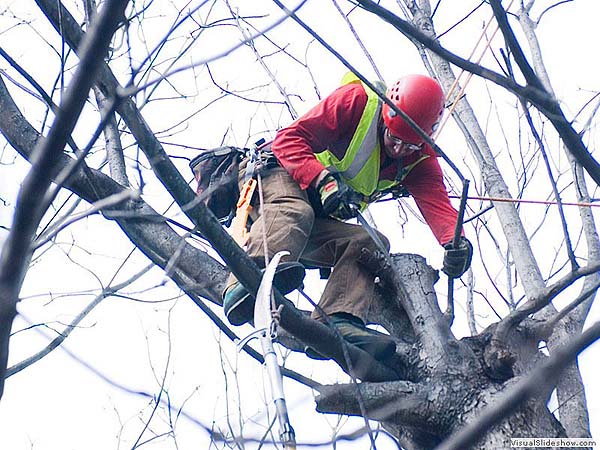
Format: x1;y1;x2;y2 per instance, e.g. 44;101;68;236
449;195;600;208
421;7;600;228
434;0;516;139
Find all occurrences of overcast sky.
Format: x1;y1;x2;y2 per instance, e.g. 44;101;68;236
1;0;600;449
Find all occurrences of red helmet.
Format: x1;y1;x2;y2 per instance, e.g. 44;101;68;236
382;75;445;144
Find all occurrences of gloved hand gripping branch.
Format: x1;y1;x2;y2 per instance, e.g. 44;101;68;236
317;173;360;221
442;236;473;278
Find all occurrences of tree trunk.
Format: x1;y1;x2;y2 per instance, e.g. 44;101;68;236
317;254;567;449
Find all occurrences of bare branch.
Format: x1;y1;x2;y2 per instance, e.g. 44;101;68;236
495;262;600;342
0;0;129;399
316;381;429;426
542;280;600;333
435;320;600;450
227;0;299;119
331;0;384;81
6;262;153;377
355;0;600;187
34;190;139;249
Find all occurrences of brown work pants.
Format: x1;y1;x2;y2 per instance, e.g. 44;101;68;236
229;164;389;323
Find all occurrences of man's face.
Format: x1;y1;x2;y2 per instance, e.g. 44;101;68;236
382;126;425;159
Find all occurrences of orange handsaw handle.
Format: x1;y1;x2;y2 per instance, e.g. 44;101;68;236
230;178;257;246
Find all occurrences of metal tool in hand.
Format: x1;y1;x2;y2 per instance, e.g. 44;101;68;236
237;251;296;449
446;179;470;319
350;204;393;267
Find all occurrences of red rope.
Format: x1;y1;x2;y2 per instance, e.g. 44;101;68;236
449;195;600;208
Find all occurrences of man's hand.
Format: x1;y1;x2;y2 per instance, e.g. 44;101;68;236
443;237;473;278
317;173;358;221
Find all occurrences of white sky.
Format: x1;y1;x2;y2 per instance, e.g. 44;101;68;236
1;0;600;449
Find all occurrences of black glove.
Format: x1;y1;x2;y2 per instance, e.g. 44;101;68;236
317;173;358;221
442;237;473;278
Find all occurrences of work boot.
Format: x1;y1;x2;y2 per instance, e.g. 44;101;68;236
304;345;329;360
223;261;305;326
305;313;396;361
223;283;253;326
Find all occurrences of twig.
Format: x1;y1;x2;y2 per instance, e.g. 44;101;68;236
0;0;130;399
34;190;139;249
435;320;600;450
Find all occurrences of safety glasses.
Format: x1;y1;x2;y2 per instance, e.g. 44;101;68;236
385;127;424;152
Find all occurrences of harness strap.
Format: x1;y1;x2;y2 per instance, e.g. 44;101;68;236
231;139;278;248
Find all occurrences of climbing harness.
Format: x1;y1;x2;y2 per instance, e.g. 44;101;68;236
229;138;279;248
230;178;257;246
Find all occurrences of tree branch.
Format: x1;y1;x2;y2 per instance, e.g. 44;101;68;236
388;254;460;366
495;262;600;342
6;262;153;377
435;320;600;450
0;0;129;400
487;0;544;91
354;0;600;188
316;381;429;426
540;280;600;335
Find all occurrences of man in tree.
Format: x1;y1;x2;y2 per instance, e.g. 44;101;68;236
223;73;473;360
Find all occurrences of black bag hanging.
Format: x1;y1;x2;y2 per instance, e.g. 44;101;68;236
189;146;244;226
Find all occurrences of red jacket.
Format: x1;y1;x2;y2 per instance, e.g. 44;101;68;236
271;82;458;245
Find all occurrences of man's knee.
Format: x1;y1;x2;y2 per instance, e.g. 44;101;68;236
352;227;390;252
268;198;314;235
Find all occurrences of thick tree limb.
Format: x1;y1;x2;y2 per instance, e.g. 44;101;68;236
0;0;129;400
316;381;429;426
435;320;600;450
388;254;464;368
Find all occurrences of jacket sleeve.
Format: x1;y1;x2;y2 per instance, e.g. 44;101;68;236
271;83;367;189
402;154;459;246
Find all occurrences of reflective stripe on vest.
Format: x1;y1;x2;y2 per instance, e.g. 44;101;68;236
315;75;383;195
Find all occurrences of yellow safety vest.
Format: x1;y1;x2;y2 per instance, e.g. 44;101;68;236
315;73;428;202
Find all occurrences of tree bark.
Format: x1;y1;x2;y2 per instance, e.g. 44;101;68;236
2;1;597;447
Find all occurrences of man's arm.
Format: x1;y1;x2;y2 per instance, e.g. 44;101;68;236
404;156;473;277
402;154;459;245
